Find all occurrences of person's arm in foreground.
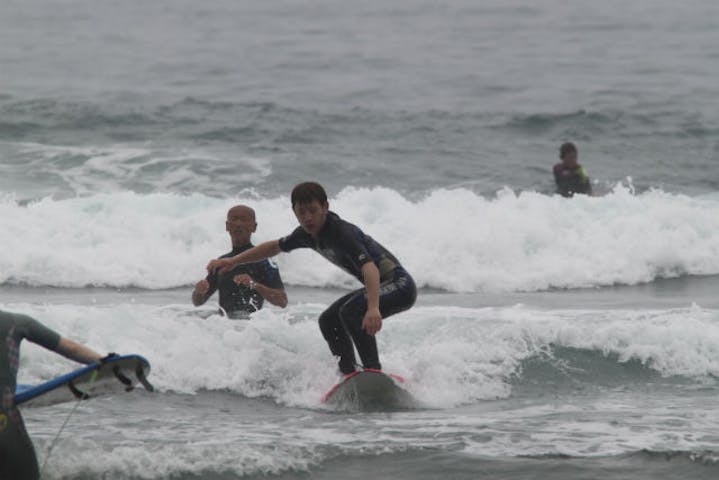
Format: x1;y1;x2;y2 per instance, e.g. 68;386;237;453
207;240;281;275
361;262;382;335
55;337;103;364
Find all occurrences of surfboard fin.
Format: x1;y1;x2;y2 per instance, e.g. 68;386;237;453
112;366;135;392
136;365;155;392
67;380;90;400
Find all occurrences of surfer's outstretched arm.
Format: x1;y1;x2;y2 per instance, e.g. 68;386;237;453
207;239;282;274
56;337;102;365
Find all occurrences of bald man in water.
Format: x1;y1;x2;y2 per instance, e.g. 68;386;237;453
192;205;287;318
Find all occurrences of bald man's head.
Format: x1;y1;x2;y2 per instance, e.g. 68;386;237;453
227;205;256;221
226;205;257;247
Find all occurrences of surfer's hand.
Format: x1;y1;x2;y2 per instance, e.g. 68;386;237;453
233;274;253;287
100;352;118;364
207;258;233;274
362;308;383;335
195;279;210;294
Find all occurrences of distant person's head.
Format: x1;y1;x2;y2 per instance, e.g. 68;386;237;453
291;182;329;236
225;205;257;246
559;142;578;167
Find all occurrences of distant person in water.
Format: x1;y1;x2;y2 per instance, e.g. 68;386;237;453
1;309;104;480
193;205;288;318
553;142;592;197
206;182;416;375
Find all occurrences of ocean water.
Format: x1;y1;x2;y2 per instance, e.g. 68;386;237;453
2;0;719;479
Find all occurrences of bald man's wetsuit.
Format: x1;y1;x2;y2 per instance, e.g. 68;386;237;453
1;310;62;480
205;243;285;318
279;211;416;374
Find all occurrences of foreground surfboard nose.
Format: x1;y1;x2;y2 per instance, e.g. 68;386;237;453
14;354;153;407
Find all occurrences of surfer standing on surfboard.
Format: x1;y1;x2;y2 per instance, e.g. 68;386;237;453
0;309;104;480
192;205;288;318
207;182;416;375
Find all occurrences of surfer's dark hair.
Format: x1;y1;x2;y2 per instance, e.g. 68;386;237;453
559;142;577;159
291;182;328;207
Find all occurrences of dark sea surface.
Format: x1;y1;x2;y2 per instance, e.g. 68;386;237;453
2;1;719;478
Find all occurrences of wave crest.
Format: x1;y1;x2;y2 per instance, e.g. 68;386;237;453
2;186;719;292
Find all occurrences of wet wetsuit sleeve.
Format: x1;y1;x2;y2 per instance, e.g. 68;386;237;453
259;260;284;289
278;227;313;252
18;314;61;351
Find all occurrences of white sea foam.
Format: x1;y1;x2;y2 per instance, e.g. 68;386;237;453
10;301;719;477
10;301;719;409
1;186;718;292
39;440;326;479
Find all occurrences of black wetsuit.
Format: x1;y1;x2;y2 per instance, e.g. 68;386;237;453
553;163;592;197
205;243;284;318
1;310;62;480
279;211;416;374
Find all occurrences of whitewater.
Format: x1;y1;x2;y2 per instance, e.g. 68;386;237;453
9;299;719;478
3;186;719;293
